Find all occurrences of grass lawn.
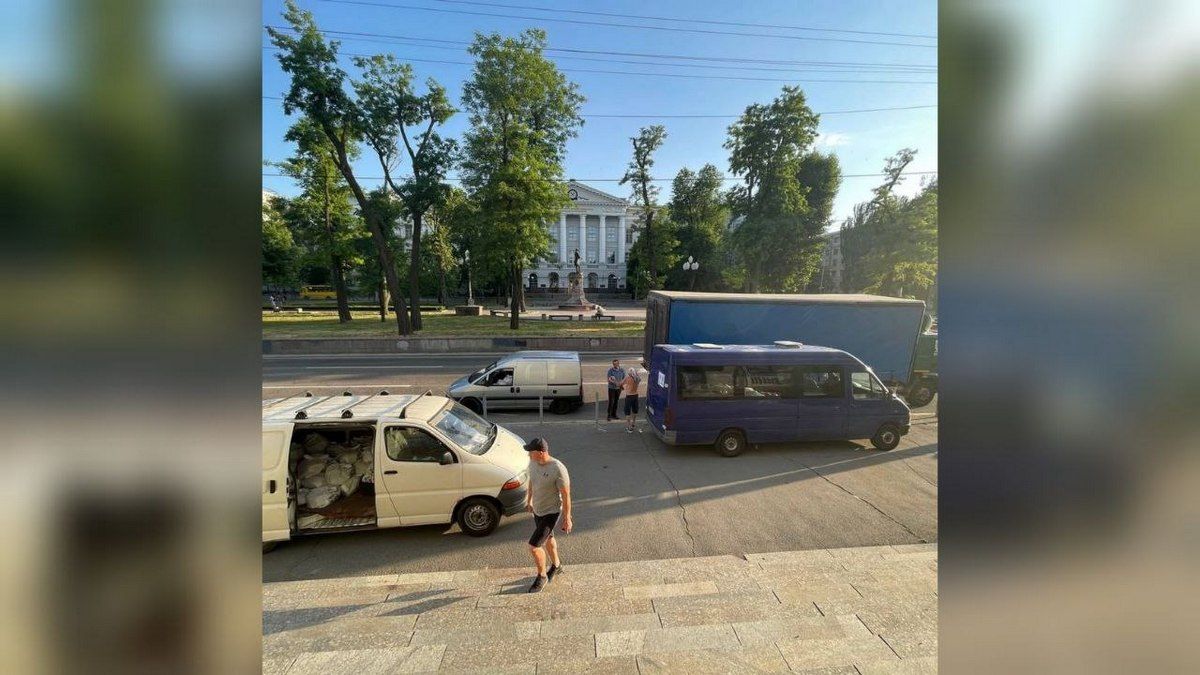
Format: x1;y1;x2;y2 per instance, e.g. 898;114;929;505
263;310;644;338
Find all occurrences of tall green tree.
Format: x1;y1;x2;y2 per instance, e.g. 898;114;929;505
351;54;457;330
794;151;843;292
459;29;584;329
840;149;936;299
262;195;299;288
666;164;727;291
275;117;361;322
620;125;668;289
267;0;410;334
724;86;824;292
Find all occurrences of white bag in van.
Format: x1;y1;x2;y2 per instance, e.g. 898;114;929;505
303;433;329;453
298;457;327;480
339;475;361;497
300;473;327;489
306;486;341;509
324;462;352;486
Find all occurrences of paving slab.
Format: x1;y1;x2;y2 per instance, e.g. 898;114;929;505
285;645;446;674
776;635;900;671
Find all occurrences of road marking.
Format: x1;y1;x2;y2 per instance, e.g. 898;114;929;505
298;365;444;369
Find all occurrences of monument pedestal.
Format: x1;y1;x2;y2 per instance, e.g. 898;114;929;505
454;305;483;316
557;271;594;310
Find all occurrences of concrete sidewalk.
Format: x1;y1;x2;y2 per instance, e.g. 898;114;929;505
264;544;937;674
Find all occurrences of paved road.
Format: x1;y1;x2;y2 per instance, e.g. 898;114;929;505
263;410;938;582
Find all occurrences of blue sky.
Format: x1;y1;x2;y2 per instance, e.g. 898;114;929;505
262;0;937;227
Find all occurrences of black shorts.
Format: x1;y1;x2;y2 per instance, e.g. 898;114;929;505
528;512;560;547
623;394;639;416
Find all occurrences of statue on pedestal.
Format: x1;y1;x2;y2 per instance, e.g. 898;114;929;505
559;247;594;309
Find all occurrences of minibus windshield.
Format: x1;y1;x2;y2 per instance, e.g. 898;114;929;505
470;361;498;383
433;402;496;455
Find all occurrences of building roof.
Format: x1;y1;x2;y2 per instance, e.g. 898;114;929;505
567;181;629;208
262;392;450;423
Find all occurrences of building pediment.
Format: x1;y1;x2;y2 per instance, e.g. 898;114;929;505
567;181;629;208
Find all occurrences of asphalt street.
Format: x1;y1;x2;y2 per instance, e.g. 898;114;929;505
263;355;938;582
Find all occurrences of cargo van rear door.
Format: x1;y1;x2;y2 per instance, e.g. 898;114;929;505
262;424;294;542
514;360;548;408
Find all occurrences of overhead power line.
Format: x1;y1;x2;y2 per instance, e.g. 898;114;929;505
313;0;939;49
263;46;936;85
424;0;938;40
263;171;939;182
262;94;936;118
266;25;937;71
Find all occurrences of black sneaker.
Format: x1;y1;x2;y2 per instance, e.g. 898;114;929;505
547;563;562;582
528;575;547;593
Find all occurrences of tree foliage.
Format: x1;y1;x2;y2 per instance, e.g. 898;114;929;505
665;164;727;291
840;149;937;301
620;125;668;287
262;196;299;287
724;86;831;292
458;29;584;328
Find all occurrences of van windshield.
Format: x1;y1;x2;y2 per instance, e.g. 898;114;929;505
470;361;498;383
432;402;496;455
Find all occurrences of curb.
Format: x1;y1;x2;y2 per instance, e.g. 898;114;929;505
262;336;644;355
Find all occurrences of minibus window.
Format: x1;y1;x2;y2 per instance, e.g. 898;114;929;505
741;366;796;398
798;366;844;398
850;370;885;400
678;366;741;400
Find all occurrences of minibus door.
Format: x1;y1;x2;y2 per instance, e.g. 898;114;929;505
795;366;848;440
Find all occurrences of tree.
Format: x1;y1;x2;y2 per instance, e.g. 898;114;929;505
840;149;936;299
274;117;362;322
262;196;299;288
267;0;410;334
666;164;728;290
352;54;457;330
620;125;668;289
794;151;842;292
626;219;678;298
724;86;824;292
425;189;465;304
459;29;584;329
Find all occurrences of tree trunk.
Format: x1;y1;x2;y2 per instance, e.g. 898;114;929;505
518;271;527;313
437;265;447;306
330;254;352;323
326;131;409;335
645;211;656;288
408;211;424;331
509;263;521;330
377;273;387;322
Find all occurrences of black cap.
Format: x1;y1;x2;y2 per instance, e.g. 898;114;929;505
523;437;548;452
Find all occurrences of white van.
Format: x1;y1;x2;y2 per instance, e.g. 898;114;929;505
262;391;531;551
446;351;583;414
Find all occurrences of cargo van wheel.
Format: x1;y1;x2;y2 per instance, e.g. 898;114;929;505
460;397;483;414
548;399;571;415
872;424;901;451
457;497;500;537
715;429;746;457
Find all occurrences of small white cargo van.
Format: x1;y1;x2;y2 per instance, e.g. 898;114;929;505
446;351;583;414
262;391;531;551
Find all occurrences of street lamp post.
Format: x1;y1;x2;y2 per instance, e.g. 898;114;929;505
682;255;700;291
464;249;475;306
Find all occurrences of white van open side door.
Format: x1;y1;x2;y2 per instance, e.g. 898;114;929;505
262;424;294;542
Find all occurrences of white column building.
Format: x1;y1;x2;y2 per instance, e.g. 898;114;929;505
525;181;639;294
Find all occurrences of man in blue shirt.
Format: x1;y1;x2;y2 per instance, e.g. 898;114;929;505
605;358;623;421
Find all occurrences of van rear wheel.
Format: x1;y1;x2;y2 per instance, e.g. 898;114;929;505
457;497;500;537
715;429;747;457
872;424;901;451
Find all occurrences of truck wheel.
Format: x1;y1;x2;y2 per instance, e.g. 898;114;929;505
906;382;935;408
871;424;901;451
460;397;482;414
715;429;747;457
548;399;571;415
457;497;500;537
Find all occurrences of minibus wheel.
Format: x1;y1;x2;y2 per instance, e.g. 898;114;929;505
715;429;746;457
457;497;500;537
871;424;901;451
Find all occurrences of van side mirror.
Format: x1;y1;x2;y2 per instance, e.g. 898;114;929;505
439;451;454;465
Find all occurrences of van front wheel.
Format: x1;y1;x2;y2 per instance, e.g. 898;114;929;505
457;497;500;537
548;399;571;415
715;429;746;457
872;424;901;451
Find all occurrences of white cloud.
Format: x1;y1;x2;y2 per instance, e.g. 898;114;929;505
815;132;851;148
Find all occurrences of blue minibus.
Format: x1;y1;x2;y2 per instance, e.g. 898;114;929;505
645;343;911;456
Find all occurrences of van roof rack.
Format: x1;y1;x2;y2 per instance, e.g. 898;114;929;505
692;343;723;349
294;394;337;420
262;390;312;410
396;390;435;419
773;340;804;348
340;390;390;419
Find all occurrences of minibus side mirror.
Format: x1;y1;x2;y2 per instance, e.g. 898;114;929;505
439;451;454;465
